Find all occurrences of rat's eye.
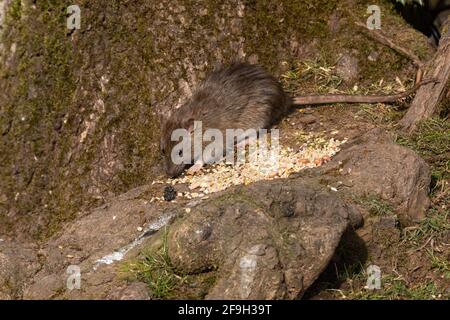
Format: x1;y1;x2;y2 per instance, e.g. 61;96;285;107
178;149;183;156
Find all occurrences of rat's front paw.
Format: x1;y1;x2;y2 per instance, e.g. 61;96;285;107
187;162;204;175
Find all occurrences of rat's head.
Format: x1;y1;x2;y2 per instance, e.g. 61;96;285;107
160;106;196;178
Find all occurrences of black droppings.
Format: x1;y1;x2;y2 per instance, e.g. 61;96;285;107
163;185;177;201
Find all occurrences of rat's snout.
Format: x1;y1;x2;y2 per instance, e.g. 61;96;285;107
166;164;187;178
163;155;187;178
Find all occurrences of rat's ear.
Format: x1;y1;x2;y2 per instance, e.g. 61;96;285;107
182;117;195;134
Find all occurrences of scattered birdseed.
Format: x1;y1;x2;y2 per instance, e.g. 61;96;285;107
153;134;347;201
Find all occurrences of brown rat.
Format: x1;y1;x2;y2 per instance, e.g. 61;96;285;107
160;62;432;177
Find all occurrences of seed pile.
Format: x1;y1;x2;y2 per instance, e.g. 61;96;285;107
152;133;347;201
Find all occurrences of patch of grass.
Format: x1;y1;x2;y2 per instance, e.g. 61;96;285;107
397;116;450;265
119;229;185;299
281;58;343;95
336;261;366;284
341;275;441;300
353;79;417;125
396;117;450;181
328;257;447;300
396;117;450;155
280;58;414;127
428;250;450;279
356;102;404;124
333;77;416;125
355;195;395;216
119;227;217;300
404;209;450;244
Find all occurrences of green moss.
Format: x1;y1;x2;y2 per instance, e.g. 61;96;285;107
8;0;22;21
337;0;428;85
0;1;167;239
242;0;336;71
0;0;79;238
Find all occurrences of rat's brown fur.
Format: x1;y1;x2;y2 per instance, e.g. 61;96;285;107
160;63;290;177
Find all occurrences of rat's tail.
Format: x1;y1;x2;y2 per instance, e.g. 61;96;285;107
293;79;437;106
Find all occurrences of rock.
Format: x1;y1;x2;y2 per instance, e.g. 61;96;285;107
168;180;359;299
0;252;16;299
335;53;359;83
117;282;151;300
0;241;40;299
347;203;364;229
298;114;318;125
24;274;65;300
325;128;431;222
22;191;176;299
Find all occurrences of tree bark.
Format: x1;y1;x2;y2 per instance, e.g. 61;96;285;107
399;18;450;133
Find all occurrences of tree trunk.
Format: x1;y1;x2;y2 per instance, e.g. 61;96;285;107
399;18;450;133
